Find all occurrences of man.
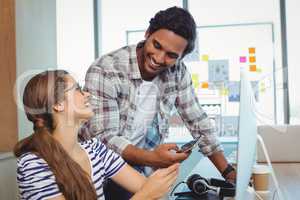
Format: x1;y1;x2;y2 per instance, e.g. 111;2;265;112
80;6;236;199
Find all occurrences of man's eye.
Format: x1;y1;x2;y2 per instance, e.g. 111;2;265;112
167;53;179;59
153;41;161;49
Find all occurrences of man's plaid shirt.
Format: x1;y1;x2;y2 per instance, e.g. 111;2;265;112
80;42;222;156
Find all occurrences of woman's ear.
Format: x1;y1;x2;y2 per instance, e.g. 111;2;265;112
53;102;64;112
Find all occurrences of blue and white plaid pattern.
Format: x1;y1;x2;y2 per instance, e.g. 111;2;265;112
134;114;160;176
144;114;161;150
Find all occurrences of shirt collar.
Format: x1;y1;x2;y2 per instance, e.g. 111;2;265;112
127;41;145;80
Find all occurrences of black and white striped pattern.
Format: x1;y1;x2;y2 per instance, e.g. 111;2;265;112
17;138;125;200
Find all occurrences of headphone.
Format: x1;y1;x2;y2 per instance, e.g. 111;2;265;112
186;174;236;197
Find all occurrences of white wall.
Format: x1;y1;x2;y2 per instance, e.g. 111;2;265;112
56;0;95;84
1;1;95;199
101;0;182;54
16;0;58;140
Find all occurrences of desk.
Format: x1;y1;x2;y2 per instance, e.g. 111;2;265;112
166;143;237;200
165;145;300;200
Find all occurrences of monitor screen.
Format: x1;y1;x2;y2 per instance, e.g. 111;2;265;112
235;69;257;199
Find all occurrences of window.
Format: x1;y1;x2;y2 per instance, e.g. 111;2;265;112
101;0;182;54
98;0;287;135
286;0;300;124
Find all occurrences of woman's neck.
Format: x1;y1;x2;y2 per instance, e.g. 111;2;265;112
52;122;81;157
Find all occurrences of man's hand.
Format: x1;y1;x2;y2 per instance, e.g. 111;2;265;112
149;143;190;168
208;151;237;183
122;144;190;168
225;169;236;184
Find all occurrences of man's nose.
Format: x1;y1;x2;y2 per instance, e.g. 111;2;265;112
155;51;166;66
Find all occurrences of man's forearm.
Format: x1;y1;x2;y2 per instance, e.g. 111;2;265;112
208;151;229;173
121;144;155;166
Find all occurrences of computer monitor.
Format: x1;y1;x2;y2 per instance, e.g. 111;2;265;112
235;69;258;199
174;70;258;200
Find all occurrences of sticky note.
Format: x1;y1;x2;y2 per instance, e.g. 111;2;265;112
256;67;262;73
239;56;247;63
191;74;199;89
201;54;209;61
249;56;256;63
260;82;266;92
201;82;209;88
220;88;229;96
249;47;256;54
249;65;257;72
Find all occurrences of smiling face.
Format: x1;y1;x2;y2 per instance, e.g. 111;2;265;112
61;75;93;122
139;29;188;81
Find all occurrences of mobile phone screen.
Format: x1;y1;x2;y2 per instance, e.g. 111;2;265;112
177;137;200;153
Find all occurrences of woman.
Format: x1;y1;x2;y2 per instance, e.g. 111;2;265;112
14;70;179;200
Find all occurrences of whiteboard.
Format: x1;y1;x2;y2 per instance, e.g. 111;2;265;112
126;23;276;136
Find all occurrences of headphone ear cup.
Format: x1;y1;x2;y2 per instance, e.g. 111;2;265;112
193;179;208;195
187;174;209;196
186;174;201;187
187;174;209;184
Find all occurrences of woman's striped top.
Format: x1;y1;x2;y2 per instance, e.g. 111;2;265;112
16;138;125;200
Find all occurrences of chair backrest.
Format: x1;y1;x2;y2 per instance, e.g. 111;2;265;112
257;125;300;162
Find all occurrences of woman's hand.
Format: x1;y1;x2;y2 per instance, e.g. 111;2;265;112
132;163;180;200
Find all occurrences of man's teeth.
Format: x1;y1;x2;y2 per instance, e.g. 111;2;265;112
150;58;159;67
85;102;90;107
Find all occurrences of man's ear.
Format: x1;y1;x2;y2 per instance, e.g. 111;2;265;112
53;102;64;112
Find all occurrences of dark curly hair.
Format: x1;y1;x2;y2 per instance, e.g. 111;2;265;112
147;6;197;57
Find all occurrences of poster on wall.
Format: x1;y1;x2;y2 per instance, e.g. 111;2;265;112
208;59;229;82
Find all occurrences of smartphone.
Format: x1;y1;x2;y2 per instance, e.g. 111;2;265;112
177;136;201;153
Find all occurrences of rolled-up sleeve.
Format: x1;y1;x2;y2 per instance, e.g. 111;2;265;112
175;64;223;156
